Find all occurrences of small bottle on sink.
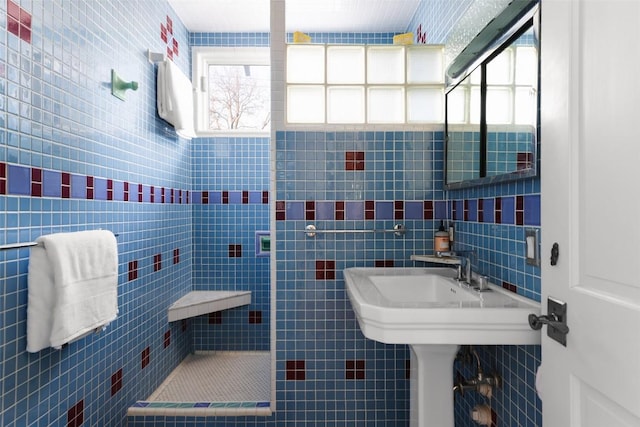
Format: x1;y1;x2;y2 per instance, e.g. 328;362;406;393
434;220;450;254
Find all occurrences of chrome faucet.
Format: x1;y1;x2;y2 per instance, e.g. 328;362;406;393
451;251;475;286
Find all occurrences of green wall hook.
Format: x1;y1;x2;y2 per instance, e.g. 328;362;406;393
111;69;139;101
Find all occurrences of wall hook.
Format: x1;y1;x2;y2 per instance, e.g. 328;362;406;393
111;69;139;101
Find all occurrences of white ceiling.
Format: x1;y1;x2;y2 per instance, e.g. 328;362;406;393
167;0;421;33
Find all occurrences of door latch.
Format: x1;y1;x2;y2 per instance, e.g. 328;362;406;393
528;297;569;346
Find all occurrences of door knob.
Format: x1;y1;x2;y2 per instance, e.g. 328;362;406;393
528;313;569;334
528;296;569;346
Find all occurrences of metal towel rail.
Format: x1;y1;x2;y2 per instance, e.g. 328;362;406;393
304;224;407;238
0;231;119;251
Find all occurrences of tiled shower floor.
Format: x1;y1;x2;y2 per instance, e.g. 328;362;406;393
129;351;272;417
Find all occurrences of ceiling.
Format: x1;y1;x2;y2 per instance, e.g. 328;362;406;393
167;0;421;33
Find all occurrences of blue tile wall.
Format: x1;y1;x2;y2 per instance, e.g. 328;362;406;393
410;1;542;425
191;137;270;351
0;0;195;426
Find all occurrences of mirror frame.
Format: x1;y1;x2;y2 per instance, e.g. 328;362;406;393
444;2;540;190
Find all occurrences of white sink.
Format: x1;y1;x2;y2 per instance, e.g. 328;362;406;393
343;267;541;427
344;267;541;345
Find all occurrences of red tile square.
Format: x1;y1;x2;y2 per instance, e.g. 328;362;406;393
111;369;123;396
208;312;222;324
7;16;19;37
31;168;41;182
286;360;305;380
141;347;150;369
20;9;31;27
163;330;171;348
249;310;262;324
173;248;180;264
67;400;84;427
0;162;6;178
20;24;31;43
242;190;249;204
7;0;20;19
262;191;269;204
31;183;41;197
166;16;173;34
167;47;173;60
128;260;138;281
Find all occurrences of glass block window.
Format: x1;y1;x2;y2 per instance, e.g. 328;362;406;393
286;44;444;125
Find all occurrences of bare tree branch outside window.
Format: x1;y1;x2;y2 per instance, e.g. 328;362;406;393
208;65;270;131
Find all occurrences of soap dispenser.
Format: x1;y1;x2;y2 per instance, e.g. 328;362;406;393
434;220;450;253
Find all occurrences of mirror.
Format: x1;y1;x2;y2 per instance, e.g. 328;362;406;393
445;2;539;189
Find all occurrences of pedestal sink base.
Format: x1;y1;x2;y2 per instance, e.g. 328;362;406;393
410;344;459;427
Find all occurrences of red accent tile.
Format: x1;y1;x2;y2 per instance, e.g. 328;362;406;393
305;200;315;220
150;185;154;203
423;200;433;220
20;8;31;27
502;281;517;293
173;42;179;56
160;24;167;43
335;201;345;220
316;260;335;280
286;360;305;380
365;200;375;220
67;400;84;427
276;200;286;220
375;260;394;267
7;0;20;19
167;47;173;60
262;191;269;204
242;190;249;204
138;184;143;203
161;187;166;203
249;310;262;324
0;163;5;178
166;16;173;34
141;347;150;369
86;176;94;200
228;244;242;258
516;195;524;225
346;360;366;380
19;24;31;43
124;182;129;202
222;191;229;204
208;312;222;324
111;369;123;396
394;201;404;220
7;16;19;37
478;199;484;222
0;180;5;195
170;188;175;204
495;197;502;224
173;248;180;264
163;330;171;348
128;260;138;281
107;179;113;201
464;199;470;221
154;254;162;272
31;168;41;182
31;183;41;197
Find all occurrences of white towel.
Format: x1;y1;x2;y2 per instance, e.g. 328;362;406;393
157;59;196;139
27;230;119;352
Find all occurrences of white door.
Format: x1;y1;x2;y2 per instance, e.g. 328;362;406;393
540;0;640;426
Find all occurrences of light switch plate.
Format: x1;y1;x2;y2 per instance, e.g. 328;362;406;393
525;228;540;267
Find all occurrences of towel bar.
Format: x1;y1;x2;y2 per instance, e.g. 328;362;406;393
0;232;119;251
304;224;407;238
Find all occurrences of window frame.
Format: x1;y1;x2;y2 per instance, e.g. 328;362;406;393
192;46;271;137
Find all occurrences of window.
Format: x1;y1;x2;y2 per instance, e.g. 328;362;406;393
285;44;444;125
193;47;270;135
